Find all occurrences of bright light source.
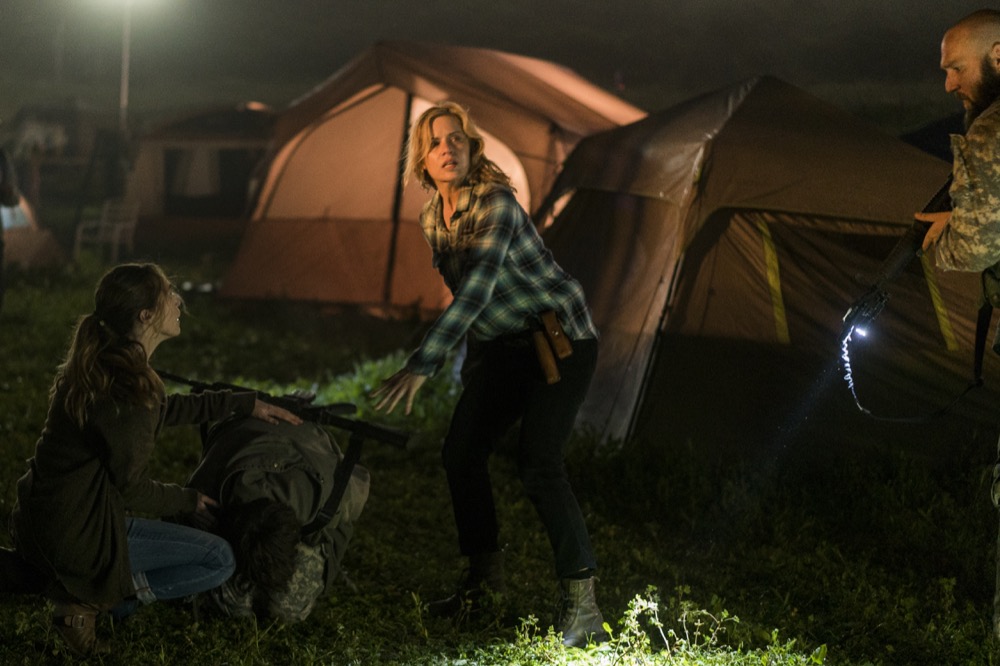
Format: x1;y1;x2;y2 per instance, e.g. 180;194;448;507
854;326;868;337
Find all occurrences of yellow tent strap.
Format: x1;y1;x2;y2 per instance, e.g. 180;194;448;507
920;253;959;351
756;219;791;344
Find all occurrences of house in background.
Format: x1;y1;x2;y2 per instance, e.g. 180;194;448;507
131;101;276;254
5;99;104;161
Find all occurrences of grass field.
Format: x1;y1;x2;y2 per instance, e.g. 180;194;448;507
2;255;1000;665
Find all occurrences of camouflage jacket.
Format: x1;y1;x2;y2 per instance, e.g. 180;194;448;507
935;98;1000;272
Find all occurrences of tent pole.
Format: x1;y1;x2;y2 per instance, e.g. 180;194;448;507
383;94;414;306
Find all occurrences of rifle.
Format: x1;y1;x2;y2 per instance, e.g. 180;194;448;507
835;178;990;421
156;369;410;536
840;177;953;342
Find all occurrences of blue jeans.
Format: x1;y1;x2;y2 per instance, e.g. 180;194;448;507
444;336;599;578
114;517;234;618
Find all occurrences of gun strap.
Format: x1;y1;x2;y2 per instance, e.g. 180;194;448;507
974;298;992;386
301;430;365;537
842;274;990;424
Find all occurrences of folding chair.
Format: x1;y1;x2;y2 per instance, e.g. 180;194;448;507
72;198;139;263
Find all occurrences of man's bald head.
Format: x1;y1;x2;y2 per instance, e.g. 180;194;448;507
947;9;1000;47
942;10;1000;128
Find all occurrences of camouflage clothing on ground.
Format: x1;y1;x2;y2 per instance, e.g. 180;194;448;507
209;542;325;623
188;417;370;623
935;99;1000;272
266;542;326;622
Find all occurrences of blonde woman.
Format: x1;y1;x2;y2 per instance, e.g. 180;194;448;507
373;102;607;647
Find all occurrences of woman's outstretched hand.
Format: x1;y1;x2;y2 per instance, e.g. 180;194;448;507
251;399;303;425
370;369;427;415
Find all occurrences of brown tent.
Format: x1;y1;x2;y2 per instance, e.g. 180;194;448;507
539;76;998;453
220;41;645;315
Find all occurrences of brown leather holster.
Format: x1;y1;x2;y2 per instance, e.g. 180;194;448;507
532;310;573;384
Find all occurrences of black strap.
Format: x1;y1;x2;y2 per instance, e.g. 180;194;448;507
841;279;990;423
300;431;365;537
839;177;987;421
974;298;993;386
295;407;408;538
298;409;408;537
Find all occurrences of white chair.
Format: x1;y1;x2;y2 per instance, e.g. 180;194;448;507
72;198;139;263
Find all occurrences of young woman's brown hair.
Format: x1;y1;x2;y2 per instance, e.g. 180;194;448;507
55;263;176;428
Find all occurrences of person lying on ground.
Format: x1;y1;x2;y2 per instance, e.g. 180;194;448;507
185;414;370;623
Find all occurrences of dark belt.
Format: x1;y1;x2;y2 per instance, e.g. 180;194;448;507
488;329;534;349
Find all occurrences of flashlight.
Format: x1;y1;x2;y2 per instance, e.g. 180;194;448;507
841;285;888;344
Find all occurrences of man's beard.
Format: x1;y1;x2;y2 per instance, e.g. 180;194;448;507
965;54;1000;130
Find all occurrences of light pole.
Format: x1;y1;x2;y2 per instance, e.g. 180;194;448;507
118;0;132;136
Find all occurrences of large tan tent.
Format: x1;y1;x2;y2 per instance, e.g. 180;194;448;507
220;41;645;314
538;76;999;453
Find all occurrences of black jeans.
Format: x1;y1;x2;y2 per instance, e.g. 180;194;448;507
442;335;598;578
0;232;5;314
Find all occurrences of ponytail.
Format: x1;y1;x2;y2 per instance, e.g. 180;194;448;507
55;264;171;428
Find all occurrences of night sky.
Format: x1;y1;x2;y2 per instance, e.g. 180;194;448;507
0;0;992;133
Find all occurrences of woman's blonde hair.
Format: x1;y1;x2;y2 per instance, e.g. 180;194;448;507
404;101;512;191
55;263;177;428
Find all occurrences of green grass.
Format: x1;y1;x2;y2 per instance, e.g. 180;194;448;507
2;261;1000;664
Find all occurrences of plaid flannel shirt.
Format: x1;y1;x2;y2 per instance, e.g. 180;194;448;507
406;182;597;376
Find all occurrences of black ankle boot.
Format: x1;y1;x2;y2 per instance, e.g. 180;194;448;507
559;576;610;648
426;551;506;618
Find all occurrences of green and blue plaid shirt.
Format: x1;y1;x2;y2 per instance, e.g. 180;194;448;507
406;181;597;376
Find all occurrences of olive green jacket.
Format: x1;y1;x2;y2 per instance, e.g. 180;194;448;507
12;387;255;607
187;417;370;622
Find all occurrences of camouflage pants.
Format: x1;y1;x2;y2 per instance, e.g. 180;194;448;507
211;542;325;623
210;520;354;623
